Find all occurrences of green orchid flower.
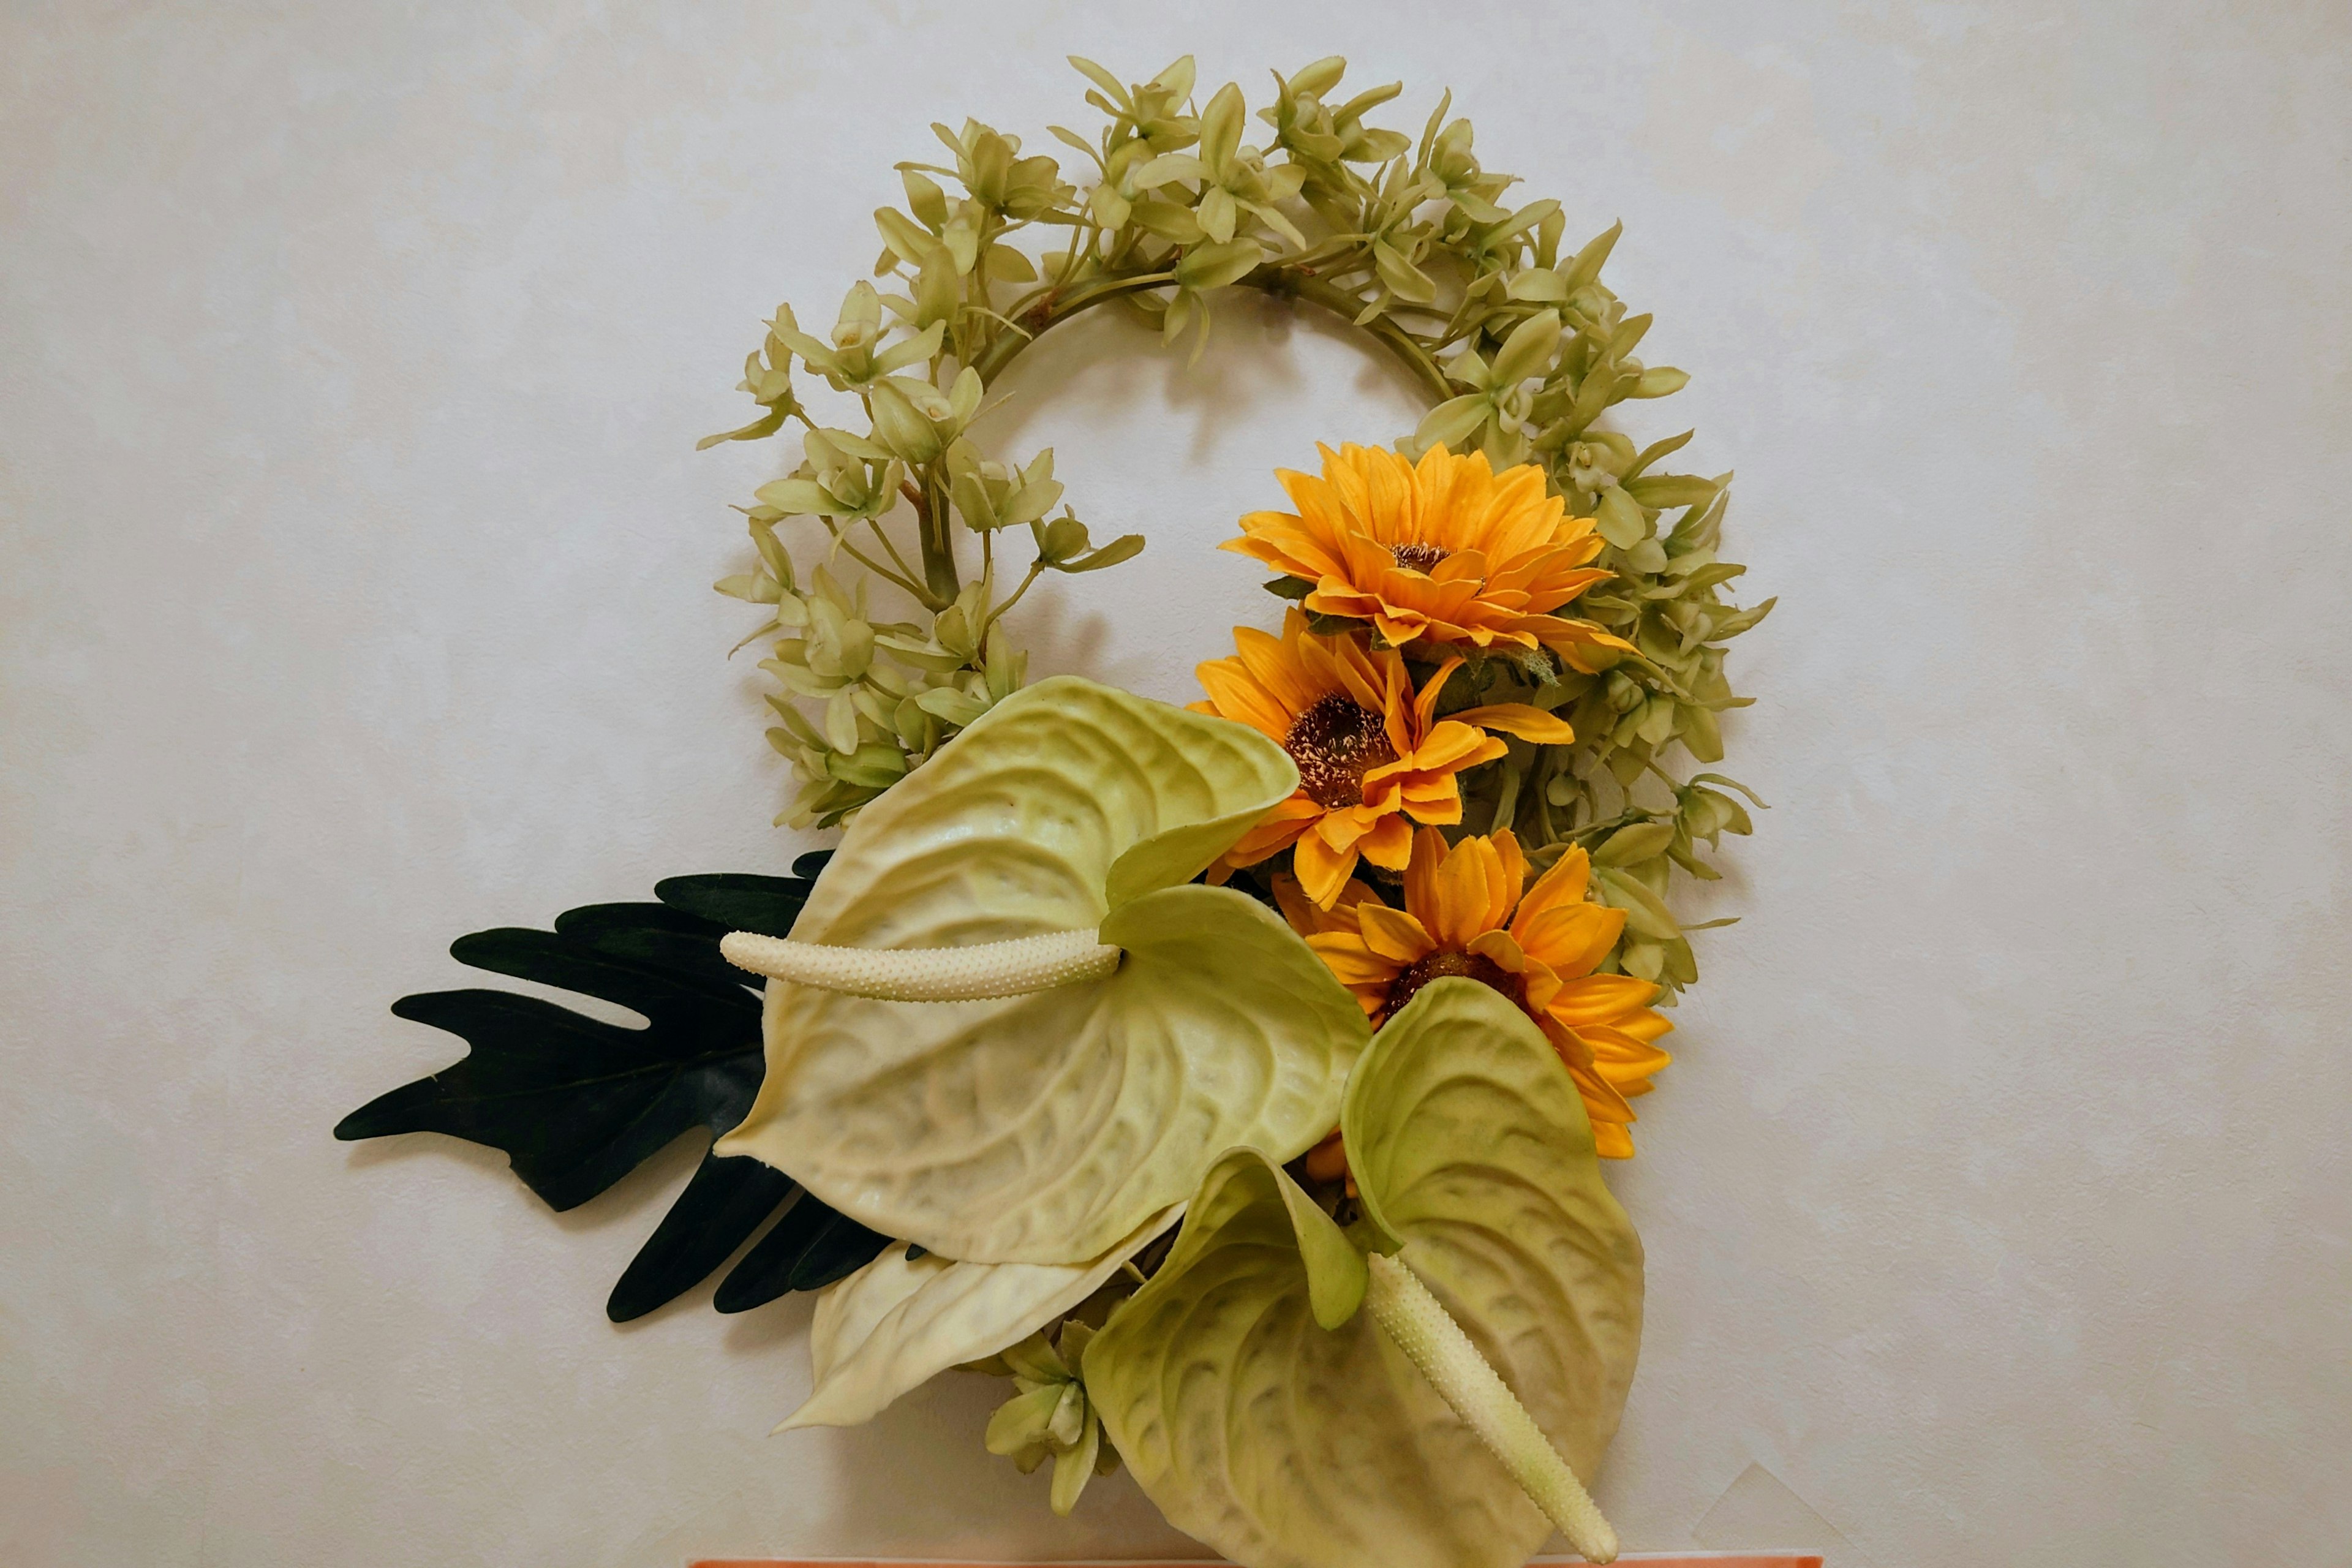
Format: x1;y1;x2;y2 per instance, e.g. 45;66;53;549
1065;55;1202;169
1422;109;1517;224
771;281;946;392
1260;57;1411;169
942;436;1063;533
982;1319;1123;1516
755;427;903;526
1084;979;1643;1567
714;676;1371;1267
695;304;801;450
1414;309;1562;469
929;118;1070;222
867;366;981;466
1134;81;1308;252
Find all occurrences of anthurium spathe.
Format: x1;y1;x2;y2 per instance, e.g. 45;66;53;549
776;1203;1180;1436
714;676;1371;1266
1084;979;1642;1568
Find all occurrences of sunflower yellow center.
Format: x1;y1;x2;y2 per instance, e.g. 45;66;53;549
1284;693;1400;810
1387;949;1520;1017
1390;541;1450;572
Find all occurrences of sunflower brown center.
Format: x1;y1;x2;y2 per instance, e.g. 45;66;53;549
1283;693;1400;809
1386;949;1520;1017
1390;541;1450;572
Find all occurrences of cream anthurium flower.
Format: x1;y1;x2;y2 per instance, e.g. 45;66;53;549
777;1202;1179;1435
1084;979;1643;1568
714;676;1371;1267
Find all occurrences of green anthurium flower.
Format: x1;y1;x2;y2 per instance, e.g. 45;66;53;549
714;676;1371;1265
777;1202;1177;1434
1083;979;1643;1568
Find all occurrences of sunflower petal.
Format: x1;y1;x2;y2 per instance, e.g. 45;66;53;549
1515;901;1626;978
1545;972;1663;1027
1410;721;1507;775
1233;617;1325;715
1305;932;1406;987
1513;845;1593;928
1356;812;1417;871
1467;928;1528;972
1294;829;1362;908
1221;794;1322;867
1451;704;1575;745
1576;1022;1673;1083
1565;1057;1637;1159
1428;833;1514;948
1357;902;1437;964
1196;658;1292;741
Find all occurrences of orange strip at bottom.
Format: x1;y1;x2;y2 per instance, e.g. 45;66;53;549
693;1556;1825;1567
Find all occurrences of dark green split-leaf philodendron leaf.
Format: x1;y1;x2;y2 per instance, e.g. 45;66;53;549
334;852;888;1321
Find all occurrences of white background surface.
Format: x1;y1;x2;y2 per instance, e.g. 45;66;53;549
4;2;2348;1565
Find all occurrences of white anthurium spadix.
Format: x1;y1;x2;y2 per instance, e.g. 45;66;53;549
780;1203;1180;1433
714;676;1372;1265
1083;979;1644;1568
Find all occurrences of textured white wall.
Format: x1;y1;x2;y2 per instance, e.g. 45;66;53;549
4;2;2348;1566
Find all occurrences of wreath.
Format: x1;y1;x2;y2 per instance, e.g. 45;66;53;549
339;53;1771;1568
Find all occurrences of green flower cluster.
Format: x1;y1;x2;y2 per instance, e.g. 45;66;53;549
1436;488;1772;998
978;1321;1124;1516
708;51;1768;986
709;279;1137;826
1412;451;1771;1000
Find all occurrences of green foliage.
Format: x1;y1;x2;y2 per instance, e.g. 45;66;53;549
334;858;891;1321
704;52;1765;1000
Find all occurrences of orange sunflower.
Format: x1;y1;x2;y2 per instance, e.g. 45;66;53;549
1277;827;1673;1159
1193;608;1572;907
1223;442;1634;669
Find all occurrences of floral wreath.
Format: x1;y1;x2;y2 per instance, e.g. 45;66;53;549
339;53;1770;1568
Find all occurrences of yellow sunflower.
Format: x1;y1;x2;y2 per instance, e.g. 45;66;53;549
1276;827;1673;1159
1223;442;1634;668
1193;609;1572;907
